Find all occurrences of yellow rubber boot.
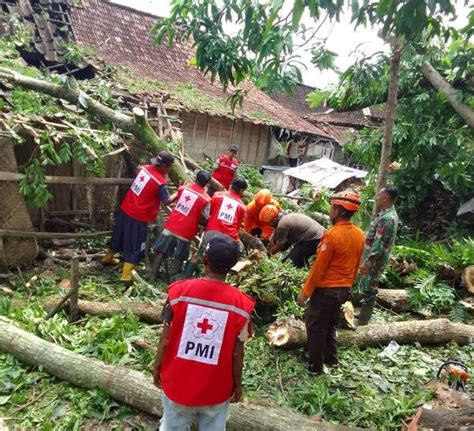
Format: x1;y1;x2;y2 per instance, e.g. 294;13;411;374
120;262;135;282
101;249;120;266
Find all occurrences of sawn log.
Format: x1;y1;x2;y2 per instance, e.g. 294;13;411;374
0;317;364;431
11;297;165;324
267;318;474;349
376;289;410;312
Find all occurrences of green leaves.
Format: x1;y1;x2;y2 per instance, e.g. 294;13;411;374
311;44;338;71
292;0;305;30
152;0;457;99
407;273;456;316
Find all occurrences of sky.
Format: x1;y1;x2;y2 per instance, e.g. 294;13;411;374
111;0;470;89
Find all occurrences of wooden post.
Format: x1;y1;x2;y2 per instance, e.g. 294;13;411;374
69;256;80;323
215;117;223;159
203;115;210;157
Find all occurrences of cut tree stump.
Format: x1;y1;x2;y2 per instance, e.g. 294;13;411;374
464;265;474;293
0;317;365;431
376;289;410;312
407;382;474;430
267;318;474;349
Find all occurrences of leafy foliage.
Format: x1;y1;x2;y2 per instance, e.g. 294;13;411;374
230;256;307;321
407;273;456;316
338;39;473;217
0;238;473;429
153;0;457;95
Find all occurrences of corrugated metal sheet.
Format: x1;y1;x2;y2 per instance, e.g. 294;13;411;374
283;158;367;189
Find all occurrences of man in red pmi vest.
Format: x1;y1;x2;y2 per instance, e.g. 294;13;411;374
151;170;212;280
184;177;248;277
153;232;255;430
101;151;175;282
208;144;240;196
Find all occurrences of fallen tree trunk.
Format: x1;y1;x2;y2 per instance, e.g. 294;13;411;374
0;67;187;185
44;297;165;324
421;62;474;128
376;289;410;312
0;317;363;430
267;318;474;349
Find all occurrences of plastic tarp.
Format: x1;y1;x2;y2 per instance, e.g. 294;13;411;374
283;158;367;189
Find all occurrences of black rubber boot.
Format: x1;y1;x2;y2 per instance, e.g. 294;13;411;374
357;300;375;326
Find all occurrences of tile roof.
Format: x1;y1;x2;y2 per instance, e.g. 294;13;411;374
70;0;332;138
305;107;384;128
269;83;327;117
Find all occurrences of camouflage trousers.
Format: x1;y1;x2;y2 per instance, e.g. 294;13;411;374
356;273;380;304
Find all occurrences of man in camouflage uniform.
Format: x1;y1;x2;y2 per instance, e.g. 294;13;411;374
357;186;399;325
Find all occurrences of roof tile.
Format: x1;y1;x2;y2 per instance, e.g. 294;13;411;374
70;0;331;137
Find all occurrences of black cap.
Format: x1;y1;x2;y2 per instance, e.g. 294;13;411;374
228;144;239;152
150;151;175;166
196;169;211;187
231;176;247;192
205;232;239;274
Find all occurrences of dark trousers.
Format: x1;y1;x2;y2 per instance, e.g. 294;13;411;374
110;208;148;265
287;238;320;268
304;288;349;373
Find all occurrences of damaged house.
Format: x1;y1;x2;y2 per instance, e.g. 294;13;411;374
0;0;338;268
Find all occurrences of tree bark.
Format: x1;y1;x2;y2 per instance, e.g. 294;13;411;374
376;289;410;312
421;62;474;128
267;318;474;349
0;317;364;431
0;67;187;185
373;38;402;214
42;297;165;324
464;265;474;293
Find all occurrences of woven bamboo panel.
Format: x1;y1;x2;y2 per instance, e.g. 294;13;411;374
0;138;38;267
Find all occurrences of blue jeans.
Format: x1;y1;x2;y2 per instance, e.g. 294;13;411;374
160;392;229;431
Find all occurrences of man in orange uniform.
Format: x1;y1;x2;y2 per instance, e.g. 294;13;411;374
297;190;365;375
243;189;281;243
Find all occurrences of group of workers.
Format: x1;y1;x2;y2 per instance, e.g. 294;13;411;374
101;145;399;431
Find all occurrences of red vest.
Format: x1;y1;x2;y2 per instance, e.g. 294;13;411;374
120;165;167;223
205;191;246;241
161;278;255;406
212;155;239;189
164;184;210;241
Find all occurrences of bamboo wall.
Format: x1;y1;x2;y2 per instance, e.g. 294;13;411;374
180;112;269;165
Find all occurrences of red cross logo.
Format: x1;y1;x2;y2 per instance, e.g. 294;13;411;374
139;176;145;182
197;318;214;334
226;203;233;210
185;195;191;202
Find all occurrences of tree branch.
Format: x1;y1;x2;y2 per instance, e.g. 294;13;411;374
421;62;474;128
0;67;188;184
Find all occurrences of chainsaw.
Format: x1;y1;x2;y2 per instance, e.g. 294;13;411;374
437;361;469;391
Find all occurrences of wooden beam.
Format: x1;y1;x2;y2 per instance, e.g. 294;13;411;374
0;172;133;185
191;112;198;147
203;115;210;157
0;229;111;239
215;117;223;159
